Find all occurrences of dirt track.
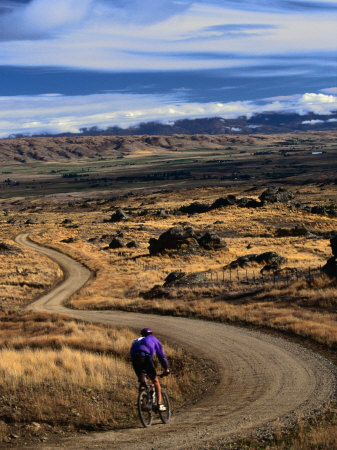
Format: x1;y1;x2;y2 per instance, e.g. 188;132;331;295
16;232;337;449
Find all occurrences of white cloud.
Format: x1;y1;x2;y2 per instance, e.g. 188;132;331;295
302;119;324;125
0;0;335;70
0;91;336;138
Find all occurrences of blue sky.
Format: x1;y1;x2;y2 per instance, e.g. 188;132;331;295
0;0;336;137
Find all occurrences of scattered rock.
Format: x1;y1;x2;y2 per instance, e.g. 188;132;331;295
107;208;129;222
259;186;294;204
109;237;124;249
156;209;169;218
0;243;22;254
164;271;186;286
321;234;337;278
211;195;237;209
167;272;208;286
228;252;287;268
126;240;139;248
180;202;210;215
331;235;337;257
197;231;227;251
142;285;170;299
25;218;38;225
61;237;77;243
236;197;261;208
275;224;313;237
149;226;199;255
260;264;279;274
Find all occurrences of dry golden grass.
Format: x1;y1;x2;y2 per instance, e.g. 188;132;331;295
0;311;213;443
23;190;336;348
1;184;336;446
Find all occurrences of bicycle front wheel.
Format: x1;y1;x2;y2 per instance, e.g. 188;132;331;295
158;390;171;424
138;390;153;427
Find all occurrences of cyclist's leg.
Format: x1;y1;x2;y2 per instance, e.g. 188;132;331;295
152;376;163;405
132;357;147;390
145;358;163;404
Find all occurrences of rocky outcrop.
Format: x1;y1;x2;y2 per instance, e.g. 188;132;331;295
148;226;227;255
259;187;294;204
108;208;128;222
321;235;337;278
180;202;210;215
228;252;287;269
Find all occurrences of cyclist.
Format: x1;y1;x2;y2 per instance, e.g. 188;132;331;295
130;327;170;411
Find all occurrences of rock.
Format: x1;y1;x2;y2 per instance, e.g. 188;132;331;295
331;235;337;257
180;202;210;215
211;195;237;209
260;264;279;274
108;208;128;222
275;224;312;237
156;209;169;218
149;226;199;255
142;285;170;299
109;237;124;249
236;197;261;208
0;243;22;254
322;257;337;278
259;186;294;204
256;251;287;265
169;272;208;286
197;231;227;251
62;218;72;224
25;218;38;225
228;252;287;268
164;271;186;285
126;240;139;248
310;205;328;216
61;237;77;243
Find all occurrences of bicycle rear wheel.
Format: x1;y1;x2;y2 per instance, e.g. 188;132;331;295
138;390;153;427
158;390;171;424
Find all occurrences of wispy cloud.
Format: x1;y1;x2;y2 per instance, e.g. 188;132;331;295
0;91;336;138
0;0;335;70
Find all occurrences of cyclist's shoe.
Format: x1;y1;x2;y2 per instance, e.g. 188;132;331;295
158;403;167;412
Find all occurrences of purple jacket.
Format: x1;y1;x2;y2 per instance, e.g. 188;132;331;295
130;335;169;370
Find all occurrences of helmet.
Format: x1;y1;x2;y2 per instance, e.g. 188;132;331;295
141;327;153;336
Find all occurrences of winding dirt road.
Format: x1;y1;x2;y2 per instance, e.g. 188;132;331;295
16;232;336;449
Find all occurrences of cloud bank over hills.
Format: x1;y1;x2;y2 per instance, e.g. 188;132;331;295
1;91;336;138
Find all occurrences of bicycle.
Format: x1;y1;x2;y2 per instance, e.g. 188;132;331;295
137;373;171;427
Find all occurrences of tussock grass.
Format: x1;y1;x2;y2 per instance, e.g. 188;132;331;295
0;311;214;443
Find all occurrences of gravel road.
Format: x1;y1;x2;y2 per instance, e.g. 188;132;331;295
15;232;336;449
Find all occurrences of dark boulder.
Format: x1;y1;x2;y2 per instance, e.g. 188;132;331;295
310;205;328;216
142;285;170;299
236;197;261;208
330;235;337;258
256;252;287;265
275;224;312;237
197;231;227;250
126;240;139;248
322;257;337;278
149;226;199;255
156;209;169;218
0;243;22;254
164;271;186;286
260;264;279;274
108;208;129;222
211;195;237;209
259;187;294;204
170;272;208;286
180;202;210;215
109;237;124;249
228;252;287;268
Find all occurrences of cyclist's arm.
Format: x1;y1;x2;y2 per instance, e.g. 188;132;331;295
155;340;169;371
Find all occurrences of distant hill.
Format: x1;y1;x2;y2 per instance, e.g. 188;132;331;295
18;111;337;138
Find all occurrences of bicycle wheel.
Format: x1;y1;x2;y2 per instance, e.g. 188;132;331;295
138;390;153;427
158;390;171;424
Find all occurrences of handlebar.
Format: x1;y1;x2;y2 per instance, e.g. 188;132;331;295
159;372;170;378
